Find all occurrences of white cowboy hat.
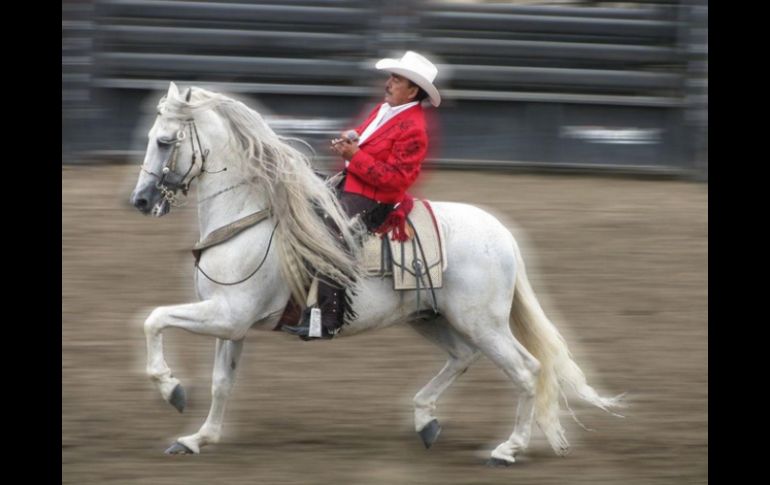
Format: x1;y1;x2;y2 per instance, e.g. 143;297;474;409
375;51;441;107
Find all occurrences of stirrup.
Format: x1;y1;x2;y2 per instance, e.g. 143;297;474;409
281;307;337;340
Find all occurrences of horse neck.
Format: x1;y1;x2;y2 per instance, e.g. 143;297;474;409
195;159;268;239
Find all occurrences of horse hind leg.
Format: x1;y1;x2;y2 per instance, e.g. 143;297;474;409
458;315;541;466
409;317;481;449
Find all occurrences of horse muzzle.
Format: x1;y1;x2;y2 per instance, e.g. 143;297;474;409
131;186;170;217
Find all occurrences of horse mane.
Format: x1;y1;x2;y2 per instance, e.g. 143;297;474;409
162;87;365;303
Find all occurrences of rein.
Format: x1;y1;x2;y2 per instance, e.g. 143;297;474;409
195;220;279;286
192;208;277;286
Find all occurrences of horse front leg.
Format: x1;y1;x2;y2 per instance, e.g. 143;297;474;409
166;338;245;455
143;299;244;413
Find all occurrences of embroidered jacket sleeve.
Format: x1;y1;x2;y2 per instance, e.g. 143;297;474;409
347;121;428;192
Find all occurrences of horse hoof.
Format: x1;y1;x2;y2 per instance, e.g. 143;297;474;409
486;457;515;467
165;441;194;455
418;419;442;449
169;384;186;413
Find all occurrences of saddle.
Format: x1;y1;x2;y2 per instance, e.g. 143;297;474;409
362;198;446;309
276;198;446;330
327;171;446;294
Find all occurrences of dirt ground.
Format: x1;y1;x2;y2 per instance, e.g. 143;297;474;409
62;165;707;484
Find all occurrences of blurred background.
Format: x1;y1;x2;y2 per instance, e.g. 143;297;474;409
62;1;707;484
62;0;707;178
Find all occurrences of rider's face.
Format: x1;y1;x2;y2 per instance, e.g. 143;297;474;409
384;74;418;106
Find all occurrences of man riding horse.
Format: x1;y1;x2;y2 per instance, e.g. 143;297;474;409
283;51;442;340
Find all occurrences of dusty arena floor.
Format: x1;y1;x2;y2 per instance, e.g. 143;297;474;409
62;165;707;484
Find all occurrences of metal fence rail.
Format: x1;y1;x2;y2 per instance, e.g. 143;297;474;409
63;0;708;178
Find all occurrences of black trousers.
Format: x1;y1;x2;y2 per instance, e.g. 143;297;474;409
278;190;392;332
314;192;393;330
338;191;394;232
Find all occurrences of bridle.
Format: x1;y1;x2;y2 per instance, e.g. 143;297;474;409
142;118;215;207
141;97;274;286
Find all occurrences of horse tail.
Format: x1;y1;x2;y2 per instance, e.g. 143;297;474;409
508;236;624;454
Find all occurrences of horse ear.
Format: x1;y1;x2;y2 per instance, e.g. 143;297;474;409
167;82;180;100
185;88;192;102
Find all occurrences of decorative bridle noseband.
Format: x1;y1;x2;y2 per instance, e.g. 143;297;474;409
141;117;213;207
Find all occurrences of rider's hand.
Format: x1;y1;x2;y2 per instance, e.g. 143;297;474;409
331;138;359;159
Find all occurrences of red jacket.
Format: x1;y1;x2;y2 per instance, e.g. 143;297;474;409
343;103;428;204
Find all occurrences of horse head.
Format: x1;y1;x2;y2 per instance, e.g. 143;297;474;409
130;82;228;216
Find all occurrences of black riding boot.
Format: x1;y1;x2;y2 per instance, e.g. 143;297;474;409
282;279;347;340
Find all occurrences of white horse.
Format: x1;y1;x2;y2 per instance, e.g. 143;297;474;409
130;83;623;465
